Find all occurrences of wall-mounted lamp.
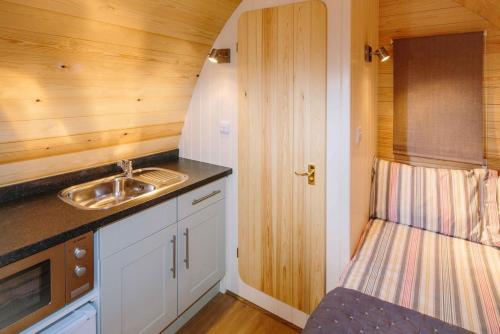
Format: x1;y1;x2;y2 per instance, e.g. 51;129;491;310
365;45;390;63
208;48;231;64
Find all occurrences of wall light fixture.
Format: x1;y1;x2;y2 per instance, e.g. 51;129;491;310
365;45;390;63
208;48;231;63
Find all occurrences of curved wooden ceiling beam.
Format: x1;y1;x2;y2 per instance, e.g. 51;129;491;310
452;0;500;29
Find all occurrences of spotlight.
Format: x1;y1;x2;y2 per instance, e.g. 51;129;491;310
208;48;231;64
365;45;390;63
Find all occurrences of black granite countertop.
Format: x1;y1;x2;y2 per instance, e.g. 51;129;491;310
0;156;232;268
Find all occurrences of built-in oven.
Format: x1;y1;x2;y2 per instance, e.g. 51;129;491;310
0;232;93;334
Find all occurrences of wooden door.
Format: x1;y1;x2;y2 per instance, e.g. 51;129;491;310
178;200;226;314
238;0;326;313
100;225;178;334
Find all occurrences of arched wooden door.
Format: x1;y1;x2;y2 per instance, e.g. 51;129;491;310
238;0;326;313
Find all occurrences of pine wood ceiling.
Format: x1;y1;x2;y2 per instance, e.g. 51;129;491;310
452;0;500;30
0;0;241;185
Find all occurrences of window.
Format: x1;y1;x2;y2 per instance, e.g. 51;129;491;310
393;32;484;164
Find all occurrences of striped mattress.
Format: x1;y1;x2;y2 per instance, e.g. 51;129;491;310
342;219;500;334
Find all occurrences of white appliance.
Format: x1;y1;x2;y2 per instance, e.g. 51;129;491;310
39;304;96;334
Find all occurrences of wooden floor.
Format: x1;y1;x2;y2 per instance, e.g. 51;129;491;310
177;293;301;334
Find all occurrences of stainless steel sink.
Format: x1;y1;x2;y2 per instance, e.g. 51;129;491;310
59;167;188;210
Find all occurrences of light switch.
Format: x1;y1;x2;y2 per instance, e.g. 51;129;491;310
355;126;362;144
220;121;231;135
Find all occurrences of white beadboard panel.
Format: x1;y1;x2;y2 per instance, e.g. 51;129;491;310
180;0;354;327
180;58;236;167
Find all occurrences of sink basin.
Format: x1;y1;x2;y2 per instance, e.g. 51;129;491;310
61;177;157;210
59;168;188;210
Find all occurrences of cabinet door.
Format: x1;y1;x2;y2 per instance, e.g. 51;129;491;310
100;224;177;334
178;200;225;314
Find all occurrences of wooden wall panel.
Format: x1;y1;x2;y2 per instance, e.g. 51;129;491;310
377;0;500;170
0;136;180;183
238;1;326;314
0;0;240;185
350;0;378;255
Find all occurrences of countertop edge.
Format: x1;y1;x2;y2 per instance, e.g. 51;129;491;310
0;168;232;268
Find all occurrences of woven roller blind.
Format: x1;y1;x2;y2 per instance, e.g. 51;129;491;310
393;32;484;164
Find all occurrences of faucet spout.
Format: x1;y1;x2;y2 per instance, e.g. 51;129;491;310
117;159;133;178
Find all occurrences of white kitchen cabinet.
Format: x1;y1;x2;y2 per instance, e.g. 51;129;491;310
98;180;226;333
177;199;225;314
100;223;178;334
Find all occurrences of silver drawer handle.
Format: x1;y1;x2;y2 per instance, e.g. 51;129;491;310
183;228;190;269
192;190;221;205
170;235;176;279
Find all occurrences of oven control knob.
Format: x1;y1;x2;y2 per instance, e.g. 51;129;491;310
73;248;87;259
74;265;87;278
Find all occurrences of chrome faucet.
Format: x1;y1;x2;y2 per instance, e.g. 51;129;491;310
117;159;133;178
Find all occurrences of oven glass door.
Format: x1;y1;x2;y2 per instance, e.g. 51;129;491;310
0;261;51;328
0;244;65;333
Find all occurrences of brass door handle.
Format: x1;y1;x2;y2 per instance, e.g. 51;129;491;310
295;164;315;185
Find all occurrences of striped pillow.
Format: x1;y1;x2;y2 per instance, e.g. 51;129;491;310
371;159;481;241
473;168;500;247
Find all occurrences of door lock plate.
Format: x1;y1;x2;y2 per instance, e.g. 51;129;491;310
307;164;315;185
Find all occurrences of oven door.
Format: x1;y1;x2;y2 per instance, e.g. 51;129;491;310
0;244;65;334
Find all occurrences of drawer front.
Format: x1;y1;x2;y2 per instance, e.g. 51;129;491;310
178;179;225;220
99;199;177;259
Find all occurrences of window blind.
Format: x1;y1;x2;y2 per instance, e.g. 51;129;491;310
393;32;484;164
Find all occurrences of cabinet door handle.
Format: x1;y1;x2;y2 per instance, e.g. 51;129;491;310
183;228;190;269
192;190;221;205
170;235;176;279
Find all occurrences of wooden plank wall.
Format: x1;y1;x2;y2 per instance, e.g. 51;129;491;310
0;0;240;185
350;0;378;255
377;0;500;169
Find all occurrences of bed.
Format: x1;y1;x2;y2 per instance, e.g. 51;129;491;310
303;160;500;334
